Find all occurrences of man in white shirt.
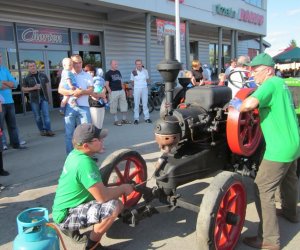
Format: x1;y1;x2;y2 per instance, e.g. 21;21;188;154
130;59;151;125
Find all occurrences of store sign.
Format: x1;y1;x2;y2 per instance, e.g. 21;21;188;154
238;8;264;25
156;19;186;45
214;4;264;26
17;25;69;44
215;4;236;18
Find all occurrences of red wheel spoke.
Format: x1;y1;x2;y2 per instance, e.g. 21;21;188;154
114;166;125;183
128;168;142;181
124;160;131;179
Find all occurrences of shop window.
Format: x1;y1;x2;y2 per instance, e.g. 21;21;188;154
0;23;14;41
72;31;100;46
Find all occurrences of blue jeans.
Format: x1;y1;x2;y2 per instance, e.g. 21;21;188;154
0;103;20;147
30;98;52;132
64;104;91;154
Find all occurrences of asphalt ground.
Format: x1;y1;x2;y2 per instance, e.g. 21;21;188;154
0;109;299;250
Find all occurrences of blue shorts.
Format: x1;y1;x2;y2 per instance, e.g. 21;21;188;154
59;199;119;230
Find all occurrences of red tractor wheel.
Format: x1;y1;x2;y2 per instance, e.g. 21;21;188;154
100;149;147;208
196;171;247;250
226;88;262;156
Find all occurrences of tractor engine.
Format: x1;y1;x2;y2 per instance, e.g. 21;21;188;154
155;85;232;153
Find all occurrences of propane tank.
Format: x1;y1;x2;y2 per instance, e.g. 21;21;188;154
13;207;60;250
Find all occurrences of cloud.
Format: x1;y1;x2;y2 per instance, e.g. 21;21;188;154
287;8;300;16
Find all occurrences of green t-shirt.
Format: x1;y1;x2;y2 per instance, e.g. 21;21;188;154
52;149;102;223
251;76;300;162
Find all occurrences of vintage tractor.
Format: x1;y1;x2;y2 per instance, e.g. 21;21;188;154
100;36;264;250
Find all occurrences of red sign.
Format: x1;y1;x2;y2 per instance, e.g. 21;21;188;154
156;19;186;45
238;9;264;25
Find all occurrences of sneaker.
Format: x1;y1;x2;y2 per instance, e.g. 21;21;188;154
46;131;55;137
134;120;139;125
114;121;122;126
276;208;299;223
3;145;8;150
145;119;152;123
40;130;47;136
61;229;88;244
20;140;27;145
0;170;10;176
12;145;27;150
0;184;5;191
121;119;132;124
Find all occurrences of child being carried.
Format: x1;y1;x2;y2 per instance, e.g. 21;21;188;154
59;58;80;114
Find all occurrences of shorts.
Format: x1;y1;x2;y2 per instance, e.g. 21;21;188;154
109;90;128;114
58;199;119;231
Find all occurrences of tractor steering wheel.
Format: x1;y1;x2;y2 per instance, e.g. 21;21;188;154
227;70;255;89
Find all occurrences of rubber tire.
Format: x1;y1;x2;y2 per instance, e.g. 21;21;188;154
196;171;247;250
100;149;147;208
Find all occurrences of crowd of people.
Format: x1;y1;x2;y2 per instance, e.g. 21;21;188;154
1;51;299;249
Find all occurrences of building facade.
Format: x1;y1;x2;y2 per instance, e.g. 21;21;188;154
0;0;268;113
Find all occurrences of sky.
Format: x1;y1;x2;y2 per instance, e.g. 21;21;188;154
265;0;300;56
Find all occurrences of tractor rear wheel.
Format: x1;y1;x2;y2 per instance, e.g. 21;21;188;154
100;149;147;208
226;88;262;156
196;171;247;250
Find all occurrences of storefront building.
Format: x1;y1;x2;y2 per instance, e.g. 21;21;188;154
0;0;268;114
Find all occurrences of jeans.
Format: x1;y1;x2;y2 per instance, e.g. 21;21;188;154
64;104;91;154
0;103;20;148
30;98;52;132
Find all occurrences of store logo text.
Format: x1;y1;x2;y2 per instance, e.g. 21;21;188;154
21;28;63;43
215;4;236;18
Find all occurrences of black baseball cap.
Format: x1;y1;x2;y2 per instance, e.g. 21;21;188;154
73;123;108;145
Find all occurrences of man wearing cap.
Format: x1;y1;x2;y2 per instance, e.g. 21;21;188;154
52;123;134;250
229;53;300;250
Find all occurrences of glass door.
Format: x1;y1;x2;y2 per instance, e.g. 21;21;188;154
46;51;68;108
19;50;45;112
19;50;69;110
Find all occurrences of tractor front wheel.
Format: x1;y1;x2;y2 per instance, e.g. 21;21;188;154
100;149;147;208
196;171;247;250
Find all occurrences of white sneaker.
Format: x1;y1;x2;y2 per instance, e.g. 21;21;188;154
19;140;26;145
3;145;8;150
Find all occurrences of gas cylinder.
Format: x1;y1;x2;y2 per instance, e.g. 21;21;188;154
13;207;60;250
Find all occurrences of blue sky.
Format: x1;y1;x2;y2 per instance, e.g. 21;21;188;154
265;0;300;56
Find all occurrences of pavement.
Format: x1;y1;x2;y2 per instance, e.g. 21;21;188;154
0;109;299;250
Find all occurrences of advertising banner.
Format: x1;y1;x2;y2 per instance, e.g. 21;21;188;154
156;19;185;45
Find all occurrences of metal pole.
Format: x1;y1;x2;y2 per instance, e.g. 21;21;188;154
145;13;151;73
185;20;190;69
218;27;223;76
175;0;181;62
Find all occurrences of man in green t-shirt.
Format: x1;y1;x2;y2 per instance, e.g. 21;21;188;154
229;53;300;250
52;123;133;250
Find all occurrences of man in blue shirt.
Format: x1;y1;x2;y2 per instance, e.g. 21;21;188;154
0;52;26;156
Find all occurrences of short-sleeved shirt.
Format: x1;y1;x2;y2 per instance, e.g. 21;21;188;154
72;70;93;107
251;76;300;162
52;149;102;223
105;70;123;91
130;68;149;89
61;69;78;89
0;65;18;104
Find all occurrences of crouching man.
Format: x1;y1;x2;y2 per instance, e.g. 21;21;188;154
52;123;133;250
